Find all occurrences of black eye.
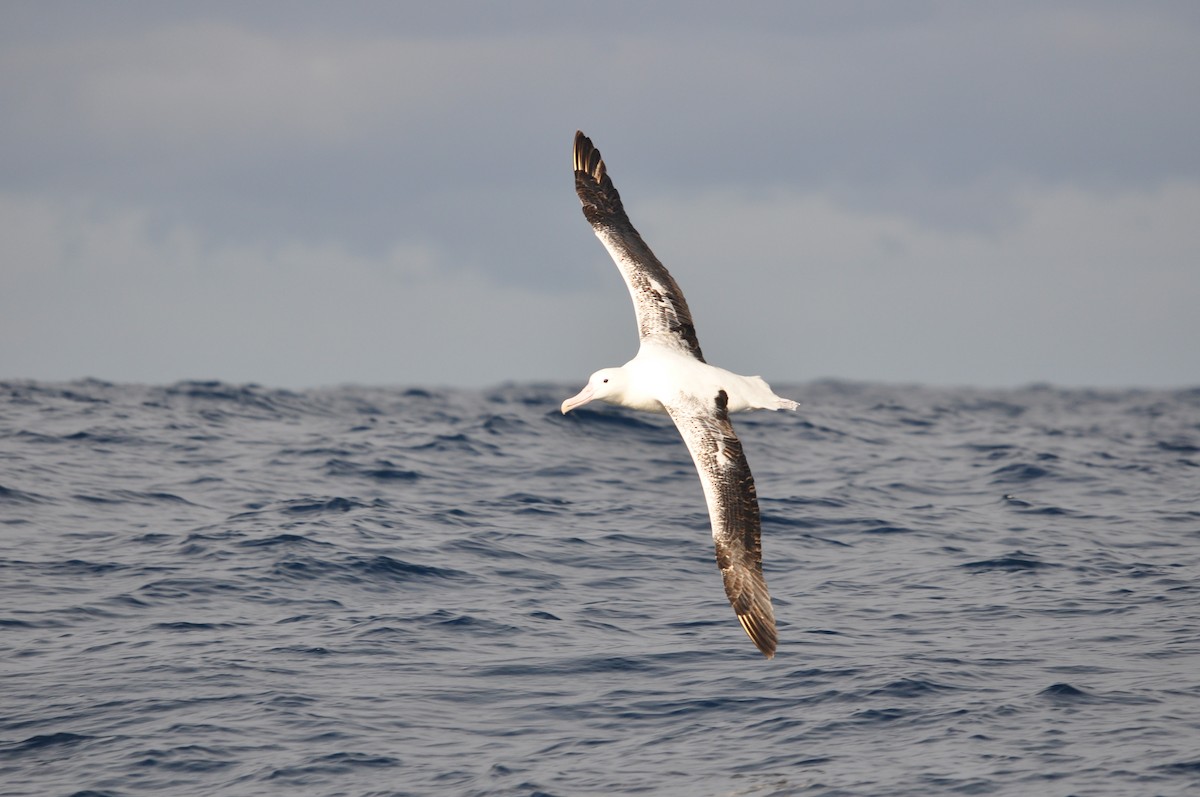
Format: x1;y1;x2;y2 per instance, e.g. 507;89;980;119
602;378;609;383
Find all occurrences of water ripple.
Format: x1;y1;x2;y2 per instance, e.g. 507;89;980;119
1;379;1197;797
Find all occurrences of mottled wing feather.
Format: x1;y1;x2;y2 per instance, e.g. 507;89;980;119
665;390;777;658
573;131;705;361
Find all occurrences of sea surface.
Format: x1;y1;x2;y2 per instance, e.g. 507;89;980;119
1;378;1198;797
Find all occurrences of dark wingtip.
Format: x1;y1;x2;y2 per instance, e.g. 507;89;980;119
573;130;605;184
721;551;777;658
738;610;778;659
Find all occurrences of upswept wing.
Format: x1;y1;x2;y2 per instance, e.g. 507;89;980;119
574;131;705;361
664;390;777;658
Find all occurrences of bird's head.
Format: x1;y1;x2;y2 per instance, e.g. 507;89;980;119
561;368;626;414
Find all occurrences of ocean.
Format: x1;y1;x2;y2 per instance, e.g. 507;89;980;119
1;378;1198;796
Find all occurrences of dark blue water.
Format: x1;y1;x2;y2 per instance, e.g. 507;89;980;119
2;379;1198;796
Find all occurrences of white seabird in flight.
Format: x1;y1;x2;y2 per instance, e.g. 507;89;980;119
562;131;799;658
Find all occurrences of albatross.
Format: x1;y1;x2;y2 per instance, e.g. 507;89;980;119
562;131;799;658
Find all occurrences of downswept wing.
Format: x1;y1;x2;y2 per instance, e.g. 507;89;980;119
573;131;705;361
665;390;777;658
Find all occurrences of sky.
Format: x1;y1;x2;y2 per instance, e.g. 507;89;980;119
2;1;1199;389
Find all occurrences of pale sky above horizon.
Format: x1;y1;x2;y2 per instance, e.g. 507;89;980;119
3;2;1199;389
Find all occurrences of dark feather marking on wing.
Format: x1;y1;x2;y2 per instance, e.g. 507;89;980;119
666;390;777;658
573;131;705;361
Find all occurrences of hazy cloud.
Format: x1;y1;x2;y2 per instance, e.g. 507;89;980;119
2;2;1198;387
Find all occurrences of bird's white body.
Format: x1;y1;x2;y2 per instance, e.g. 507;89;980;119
562;340;799;416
